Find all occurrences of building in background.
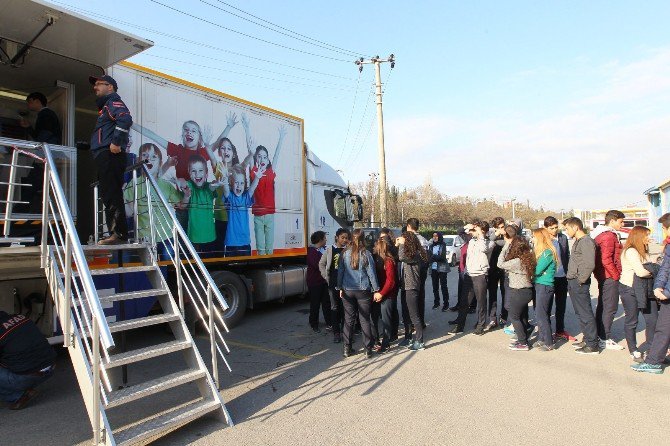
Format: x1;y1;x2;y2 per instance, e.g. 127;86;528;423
645;179;670;243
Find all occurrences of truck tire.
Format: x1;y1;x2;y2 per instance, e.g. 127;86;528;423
211;271;247;328
450;254;457;267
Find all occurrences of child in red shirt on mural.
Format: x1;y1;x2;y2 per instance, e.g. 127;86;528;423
241;113;286;255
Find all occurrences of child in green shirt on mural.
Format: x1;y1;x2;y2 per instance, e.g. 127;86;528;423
179;154;225;257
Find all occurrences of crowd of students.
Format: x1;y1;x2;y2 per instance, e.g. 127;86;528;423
305;211;670;374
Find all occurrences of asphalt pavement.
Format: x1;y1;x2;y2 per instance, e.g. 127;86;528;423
6;269;670;446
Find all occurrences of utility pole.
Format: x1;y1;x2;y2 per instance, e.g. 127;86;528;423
511;198;517;220
356;54;395;227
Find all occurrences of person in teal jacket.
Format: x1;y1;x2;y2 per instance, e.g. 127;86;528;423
533;228;558;350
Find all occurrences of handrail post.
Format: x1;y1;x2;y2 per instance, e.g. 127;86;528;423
174;225;184;314
92;317;101;444
40;162;50;268
93;185;99;244
3;148;19;238
146;177;156;256
63;237;72;348
208;284;219;389
132;169;139;243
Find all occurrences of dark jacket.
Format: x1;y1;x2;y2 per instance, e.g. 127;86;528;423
306;247;327;287
654;244;670;299
566;235;596;284
28;107;61;144
398;244;423;290
556;232;570;273
0;311;56;374
633;263;659;309
90;92;132;157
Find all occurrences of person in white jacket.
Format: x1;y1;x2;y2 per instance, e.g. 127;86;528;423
449;220;494;335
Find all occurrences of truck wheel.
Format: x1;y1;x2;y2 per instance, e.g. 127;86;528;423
211;271;247;328
450;255;457;267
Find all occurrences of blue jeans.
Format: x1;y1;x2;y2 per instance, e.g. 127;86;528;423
0;366;54;402
535;283;554;345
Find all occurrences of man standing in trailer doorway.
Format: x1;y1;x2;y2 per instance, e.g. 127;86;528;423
88;74;132;245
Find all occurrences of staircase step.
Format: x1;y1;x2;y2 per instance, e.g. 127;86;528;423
105;340;191;369
107;313;180;333
115;399;221;446
106;369;206;409
69;265;156;277
82;243;146;252
99;289;167;304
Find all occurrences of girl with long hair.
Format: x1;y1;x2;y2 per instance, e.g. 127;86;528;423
532;228;558;351
371;237;399;352
620;226;655;362
336;229;379;358
398;231;429;350
498;235;536;351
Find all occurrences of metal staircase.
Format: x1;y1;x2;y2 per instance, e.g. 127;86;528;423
1;138;234;445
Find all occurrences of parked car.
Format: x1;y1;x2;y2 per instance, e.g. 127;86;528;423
443;235;464;267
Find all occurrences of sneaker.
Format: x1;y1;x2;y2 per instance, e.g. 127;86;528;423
631;351;644;363
447;327;463;335
572;340;586;349
343;345;353;357
630;362;663;374
325;325;333;331
533;341;553;351
503;325;515;336
333;333;342;343
499;318;507;326
555;330;577;342
604;339;624;350
483;321;498;332
449;306;459;312
98;233;127;245
408;341;426;351
473;327;485;336
365;349;374;359
575;346;601;355
441;306;449;312
508;342;529;351
432;304;440;310
9;389;38;410
398;338;411;347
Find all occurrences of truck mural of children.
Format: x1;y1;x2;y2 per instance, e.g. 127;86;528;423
123;143;185;260
180;154;224;256
222;163;264;257
241;113;286;255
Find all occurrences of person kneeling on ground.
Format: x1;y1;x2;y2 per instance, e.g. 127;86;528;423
0;311;56;410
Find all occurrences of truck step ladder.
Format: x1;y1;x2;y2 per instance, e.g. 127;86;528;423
0;139;235;446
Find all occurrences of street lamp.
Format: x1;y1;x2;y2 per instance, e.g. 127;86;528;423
511;198;517;219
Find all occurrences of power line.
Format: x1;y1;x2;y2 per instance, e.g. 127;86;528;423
138;53;356;91
148;0;352;62
135;65;350;99
341;83;374;169
153;45;356;81
51;2;354;79
337;71;363;166
200;0;369;58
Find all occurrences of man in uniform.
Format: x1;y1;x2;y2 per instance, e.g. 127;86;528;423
88;74;133;245
0;311;56;410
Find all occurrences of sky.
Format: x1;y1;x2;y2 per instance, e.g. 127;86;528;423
53;0;670;211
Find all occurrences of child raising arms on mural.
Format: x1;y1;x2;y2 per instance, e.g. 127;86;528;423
180;154;225;256
132;111;238;182
240;113;286;255
222;163;264;257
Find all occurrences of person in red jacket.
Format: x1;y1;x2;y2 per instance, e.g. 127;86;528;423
591;209;625;350
372;237;399;353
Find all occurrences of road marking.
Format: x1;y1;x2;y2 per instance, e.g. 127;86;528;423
226;340;308;360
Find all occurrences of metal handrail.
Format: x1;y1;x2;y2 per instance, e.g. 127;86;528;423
118;162;232;385
0;138;114;350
